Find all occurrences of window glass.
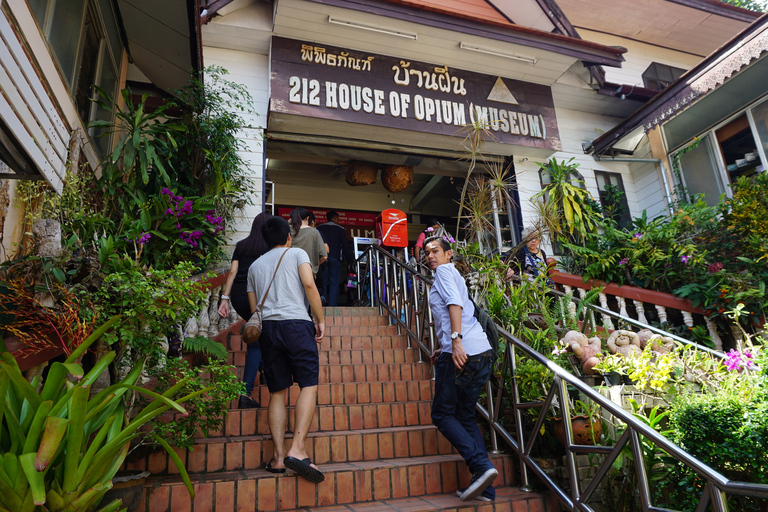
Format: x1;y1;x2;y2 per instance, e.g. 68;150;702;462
97;0;122;67
74;6;101;122
750;99;768;170
49;0;86;85
29;0;49;26
93;57;116;156
675;136;725;207
594;171;631;227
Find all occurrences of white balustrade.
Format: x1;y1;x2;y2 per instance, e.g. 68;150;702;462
598;292;615;330
633;300;648;325
704;317;723;351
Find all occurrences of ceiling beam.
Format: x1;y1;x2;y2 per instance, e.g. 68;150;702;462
410;175;444;210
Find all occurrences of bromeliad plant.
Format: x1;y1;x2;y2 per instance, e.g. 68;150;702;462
0;316;204;512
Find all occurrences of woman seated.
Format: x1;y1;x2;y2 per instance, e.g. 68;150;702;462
504;227;554;286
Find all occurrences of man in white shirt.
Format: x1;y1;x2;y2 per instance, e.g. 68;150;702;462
424;236;498;502
248;216;325;483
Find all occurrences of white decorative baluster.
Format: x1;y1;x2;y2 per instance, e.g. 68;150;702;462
184;316;198;337
578;288;596;332
633;300;648;325
704;317;723;351
681;311;694;328
617;296;629;318
563;285;578;322
654;305;668;325
198;289;211;336
730;323;744;344
598;292;615;330
208;285;221;337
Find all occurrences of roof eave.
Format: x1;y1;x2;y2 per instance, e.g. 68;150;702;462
588;12;768;156
308;0;626;67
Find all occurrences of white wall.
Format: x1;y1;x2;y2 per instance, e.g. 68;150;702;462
631;138;669;219
578;29;702;87
203;47;270;253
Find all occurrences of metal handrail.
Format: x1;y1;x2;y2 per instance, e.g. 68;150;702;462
356;245;768;512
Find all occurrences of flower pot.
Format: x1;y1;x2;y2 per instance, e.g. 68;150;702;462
578;375;600;387
602;372;622;386
553;416;602;446
622;374;636;385
100;470;150;512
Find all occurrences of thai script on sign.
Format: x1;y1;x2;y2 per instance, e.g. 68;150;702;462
301;45;374;71
391;62;467;96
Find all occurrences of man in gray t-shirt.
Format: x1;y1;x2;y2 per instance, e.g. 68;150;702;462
247;217;326;483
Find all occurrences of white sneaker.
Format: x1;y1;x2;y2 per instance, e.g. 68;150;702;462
459;468;498;501
456;489;493;502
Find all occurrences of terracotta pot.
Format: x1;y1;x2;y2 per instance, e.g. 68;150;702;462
100;470;150;511
553;415;602;446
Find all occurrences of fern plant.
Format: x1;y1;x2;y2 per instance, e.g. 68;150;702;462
181;335;229;360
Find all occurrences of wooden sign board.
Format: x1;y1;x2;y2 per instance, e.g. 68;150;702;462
270;36;561;151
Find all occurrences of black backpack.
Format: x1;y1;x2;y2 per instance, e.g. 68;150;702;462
469;296;500;360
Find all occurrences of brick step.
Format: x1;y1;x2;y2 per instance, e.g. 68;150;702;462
228;333;412;353
229;348;420;369
128;425;457;476
323;307;383;317
140;453;520;512
223;360;430;389
203;400;434;437
238;379;434;410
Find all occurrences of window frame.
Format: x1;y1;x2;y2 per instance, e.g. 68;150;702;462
665;93;768;202
30;0;122;153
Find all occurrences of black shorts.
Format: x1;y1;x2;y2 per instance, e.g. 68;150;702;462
260;319;319;393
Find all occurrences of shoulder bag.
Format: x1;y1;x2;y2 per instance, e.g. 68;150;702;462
242;249;289;344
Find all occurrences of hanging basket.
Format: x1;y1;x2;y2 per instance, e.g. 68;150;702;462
381;165;414;193
345;161;378;186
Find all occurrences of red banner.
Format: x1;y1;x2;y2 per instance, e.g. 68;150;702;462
277;207;379;239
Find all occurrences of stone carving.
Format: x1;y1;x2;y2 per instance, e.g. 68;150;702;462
562;330;601;375
637;329;674;354
606;330;642;358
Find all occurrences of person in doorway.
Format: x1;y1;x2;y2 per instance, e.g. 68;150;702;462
248;216;326;482
290;208;327;277
504;227;553;286
423;236;498;502
217;212;273;409
317;210;354;307
414;218;452;266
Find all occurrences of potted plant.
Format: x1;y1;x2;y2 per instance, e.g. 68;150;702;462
0;315;205;512
593;353;628;386
553;398;603;446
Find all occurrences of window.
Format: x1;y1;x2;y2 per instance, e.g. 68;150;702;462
30;0;122;154
673;135;726;207
594;171;631;227
642;62;686;91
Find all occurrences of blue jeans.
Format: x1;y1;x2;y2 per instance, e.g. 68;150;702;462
232;294;262;395
432;350;495;496
322;256;342;307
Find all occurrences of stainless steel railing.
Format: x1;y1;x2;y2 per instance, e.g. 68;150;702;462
355;245;768;512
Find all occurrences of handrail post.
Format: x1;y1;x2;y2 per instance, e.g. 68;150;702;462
486;379;500;454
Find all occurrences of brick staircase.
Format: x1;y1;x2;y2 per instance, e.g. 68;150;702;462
130;307;557;512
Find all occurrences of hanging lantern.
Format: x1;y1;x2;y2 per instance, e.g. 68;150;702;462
345;161;378;186
381;165;413;193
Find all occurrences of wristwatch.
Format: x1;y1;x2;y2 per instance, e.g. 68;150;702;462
450;332;462;340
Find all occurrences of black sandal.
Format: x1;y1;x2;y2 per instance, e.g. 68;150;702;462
265;460;285;474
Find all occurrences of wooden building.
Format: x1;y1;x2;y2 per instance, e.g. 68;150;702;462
201;0;761;252
0;0;202;258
